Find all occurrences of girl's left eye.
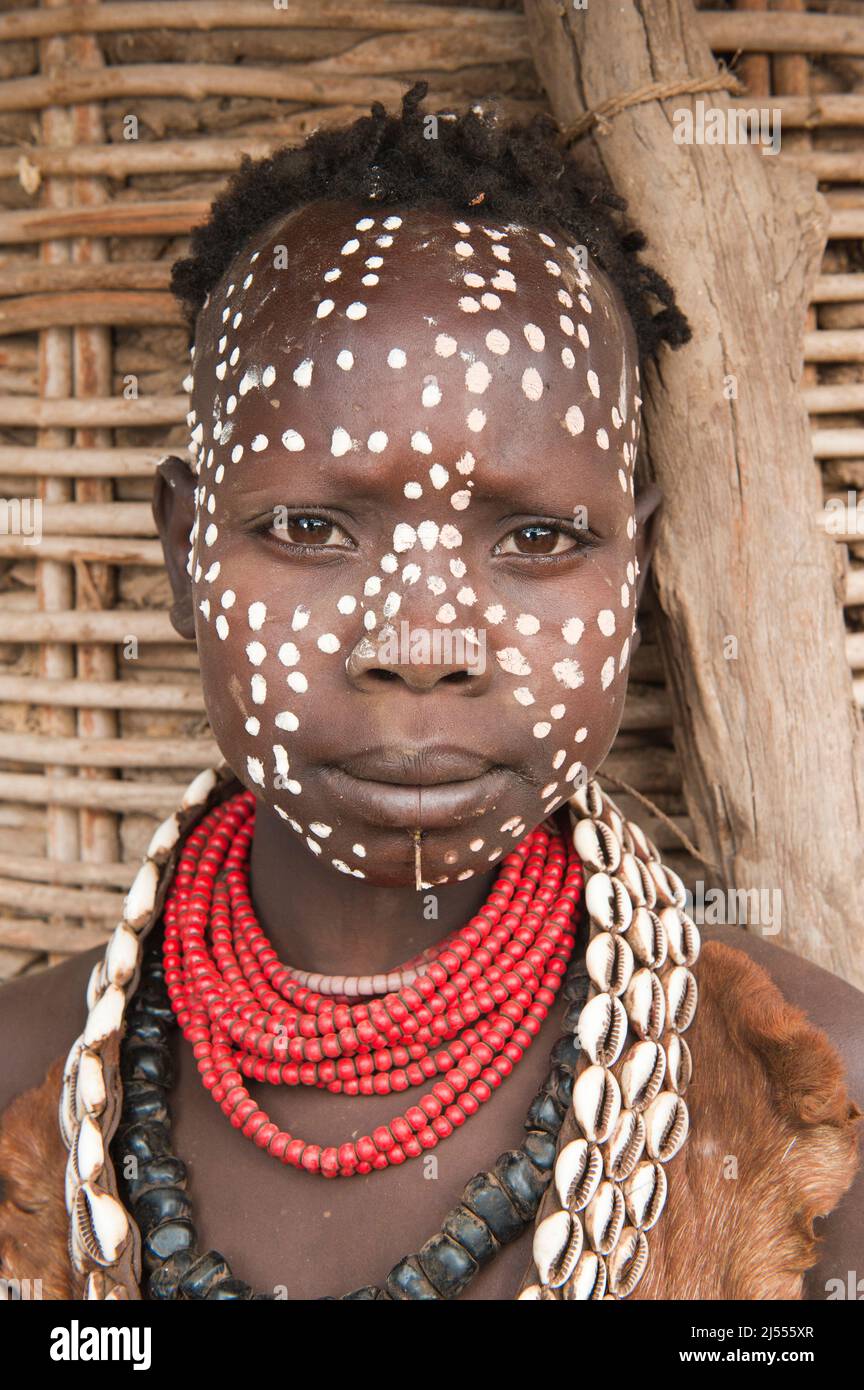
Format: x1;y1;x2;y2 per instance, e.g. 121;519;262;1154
495;524;587;557
268;514;353;548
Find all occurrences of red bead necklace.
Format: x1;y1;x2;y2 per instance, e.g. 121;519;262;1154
163;790;583;1179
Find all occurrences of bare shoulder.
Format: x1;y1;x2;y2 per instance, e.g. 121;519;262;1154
0;946;103;1119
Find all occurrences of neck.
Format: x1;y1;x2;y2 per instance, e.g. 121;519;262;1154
247;799;501;975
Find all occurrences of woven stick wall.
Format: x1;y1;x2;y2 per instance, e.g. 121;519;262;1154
0;0;861;983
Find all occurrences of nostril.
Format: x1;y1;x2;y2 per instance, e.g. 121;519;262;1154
369;668;399;682
442;670;472;685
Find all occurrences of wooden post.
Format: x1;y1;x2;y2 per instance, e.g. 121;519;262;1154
523;0;864;986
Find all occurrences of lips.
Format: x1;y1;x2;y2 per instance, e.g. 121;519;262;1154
337;745;494;787
323;748;513;830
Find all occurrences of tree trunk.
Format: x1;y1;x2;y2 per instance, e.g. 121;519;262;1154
523;0;864;987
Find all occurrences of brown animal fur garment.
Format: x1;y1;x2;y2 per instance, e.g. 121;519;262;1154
0;943;860;1300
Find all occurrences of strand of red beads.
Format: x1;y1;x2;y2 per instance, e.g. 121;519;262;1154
163;790;583;1178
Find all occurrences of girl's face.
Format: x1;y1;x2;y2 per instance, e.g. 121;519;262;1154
181;198;645;887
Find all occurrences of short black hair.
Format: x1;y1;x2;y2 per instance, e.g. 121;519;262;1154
170;81;691;364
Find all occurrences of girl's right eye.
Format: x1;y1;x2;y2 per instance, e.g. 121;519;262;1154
268;514;354;549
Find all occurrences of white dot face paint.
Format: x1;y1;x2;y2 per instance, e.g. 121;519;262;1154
188;198;640;888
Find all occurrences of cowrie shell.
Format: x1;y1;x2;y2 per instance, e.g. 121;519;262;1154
74;1112;105;1185
664;1033;693;1094
85;959;106;1013
647;858;687;908
554;1138;604;1212
605;1107;646;1181
624;819;656;862
584;1179;625;1255
644;1091;689;1162
123;859;158;931
586;930;634;996
628;907;667;969
532;1209;584;1288
562;1250;607;1300
584;873;633;934
180;766;218;810
572;1064;621;1143
83;983;125;1049
659;906;700;965
624;1160;668;1230
607;1225;649;1297
623;968;666;1040
569;780;604;819
619;1039;666;1112
572;818;621;874
665;965;698;1033
577;992;627;1067
601;805;625;847
146;811;181;862
617;850;655;908
71;1182;129;1271
105;922;139;987
59;1036;85;1149
75;1049;106;1120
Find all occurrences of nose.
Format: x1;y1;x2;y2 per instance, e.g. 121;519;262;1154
345;620;488;693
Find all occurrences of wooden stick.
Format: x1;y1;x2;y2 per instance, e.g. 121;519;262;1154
0;536;164;564
0;446;164;476
0;771;200;814
0;732;218;766
0;674;205;710
0;290;180;334
0;2;530;42
0;610;178;641
4;854;134;887
804;330;864;363
812;429;864;459
0;396;185;425
0;918;109;953
0;875;124;919
802;383;864;412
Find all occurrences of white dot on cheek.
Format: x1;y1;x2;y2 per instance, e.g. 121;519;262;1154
485;329;510;355
337;594;357;615
317;633;340;654
346;302;367;320
245;717;260;736
388;348;407;369
521;368;543;402
248;601;267;631
251;674;267;704
287;672;308;693
293;359;313;388
435;334;457;358
533;722;552;739
336;350;354;371
278;642;299;667
215;615;229;640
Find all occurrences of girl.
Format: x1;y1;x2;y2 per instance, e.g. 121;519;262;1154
0;85;860;1302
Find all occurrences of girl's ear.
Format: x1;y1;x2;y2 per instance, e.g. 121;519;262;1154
633;480;662;609
152;454;197;641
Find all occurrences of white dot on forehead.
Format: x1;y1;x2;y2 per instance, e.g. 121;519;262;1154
404;481;423;499
366;255;383;269
515;613;540;635
317;299;334;319
278;642;299;666
481;292;502;310
562;617;584;645
453;221;470;234
293;359;313;388
523;324;545;351
245;716;260;736
362;274;379;287
565;406;584;436
356;216;374;231
560;315;574;337
388;348;407;369
422;379;442;407
336;349;354;371
562;347;575;370
587;370;600;397
368;430;388;453
575;726;588;743
486;329;509;355
383;215;402;230
341;238;359;255
558;289;573;308
215;614;229;640
282;429;304;451
248;601;266;630
491;270;516;293
521;368;543;402
261;365;276;388
465;361;491;394
435;334;457;358
292;605;310;630
376;234;393;248
459;297;480;314
596;429;609;449
346;301;367;320
553;657;584;689
429;463;448;489
275;711;299;732
513;687;534;706
464;272;484;289
455;241;473;257
466;408;486;432
251;434;268;452
539;232;556;247
544;260;561;277
411;430;432;454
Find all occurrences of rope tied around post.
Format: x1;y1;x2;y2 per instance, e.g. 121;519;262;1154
560;66;746;144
